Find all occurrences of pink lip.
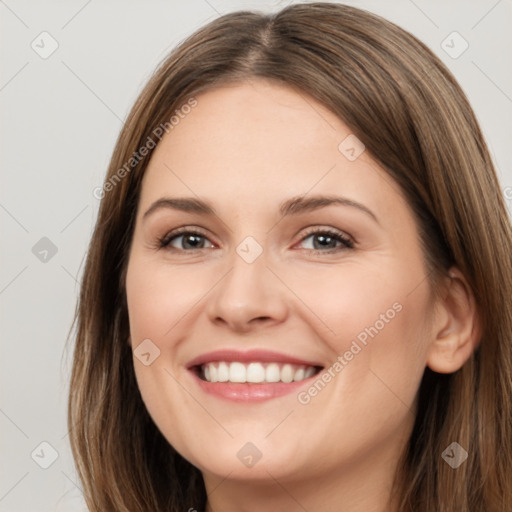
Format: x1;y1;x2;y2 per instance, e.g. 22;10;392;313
186;349;324;403
192;378;316;402
186;349;323;368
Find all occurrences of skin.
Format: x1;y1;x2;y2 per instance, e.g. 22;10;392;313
125;78;480;512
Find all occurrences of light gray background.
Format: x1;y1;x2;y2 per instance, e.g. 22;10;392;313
1;0;511;510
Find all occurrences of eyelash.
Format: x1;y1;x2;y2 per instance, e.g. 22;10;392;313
156;226;354;254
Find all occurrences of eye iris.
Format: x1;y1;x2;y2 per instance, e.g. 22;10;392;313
314;233;337;250
182;234;204;249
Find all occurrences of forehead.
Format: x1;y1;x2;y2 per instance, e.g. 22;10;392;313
139;79;406;220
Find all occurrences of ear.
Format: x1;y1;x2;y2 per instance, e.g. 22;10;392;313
426;267;481;374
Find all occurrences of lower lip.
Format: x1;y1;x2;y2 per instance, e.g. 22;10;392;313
190;370;315;402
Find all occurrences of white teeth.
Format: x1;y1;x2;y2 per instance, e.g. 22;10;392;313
294;367;305;381
247;362;266;383
217;362;229;382
229;362;246;383
265;363;280;383
281;364;294;383
304;366;316;379
201;361;319;383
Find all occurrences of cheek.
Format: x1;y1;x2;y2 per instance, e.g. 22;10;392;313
293;259;431;402
289;264;431;464
125;258;207;343
291;257;427;340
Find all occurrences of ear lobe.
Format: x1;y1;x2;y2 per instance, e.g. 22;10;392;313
426;267;481;374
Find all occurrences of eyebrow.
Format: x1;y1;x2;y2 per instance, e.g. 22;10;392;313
142;194;379;224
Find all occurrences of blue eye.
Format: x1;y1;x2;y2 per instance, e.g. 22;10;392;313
157;227;353;253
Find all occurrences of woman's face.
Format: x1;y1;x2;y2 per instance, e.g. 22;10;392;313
125;79;436;490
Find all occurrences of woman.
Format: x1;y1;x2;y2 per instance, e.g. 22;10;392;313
68;2;512;511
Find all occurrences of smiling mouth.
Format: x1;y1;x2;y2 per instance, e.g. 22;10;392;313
194;361;323;384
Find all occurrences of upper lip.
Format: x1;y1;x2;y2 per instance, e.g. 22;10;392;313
186;349;324;369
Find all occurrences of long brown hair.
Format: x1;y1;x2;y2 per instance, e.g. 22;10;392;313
67;3;512;510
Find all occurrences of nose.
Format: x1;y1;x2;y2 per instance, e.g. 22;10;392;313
206;247;288;333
